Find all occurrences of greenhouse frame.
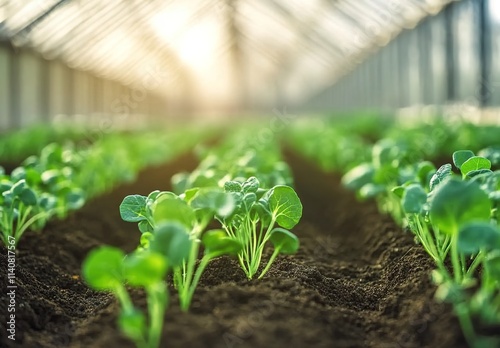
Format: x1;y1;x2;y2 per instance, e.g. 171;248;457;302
0;1;499;348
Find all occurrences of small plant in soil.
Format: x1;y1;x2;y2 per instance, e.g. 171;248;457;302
82;229;190;348
390;149;500;347
120;189;242;311
82;246;168;348
219;177;302;279
0;178;48;246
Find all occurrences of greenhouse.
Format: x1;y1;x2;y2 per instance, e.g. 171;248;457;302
0;0;499;347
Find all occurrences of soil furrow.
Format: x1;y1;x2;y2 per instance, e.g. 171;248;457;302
0;150;467;348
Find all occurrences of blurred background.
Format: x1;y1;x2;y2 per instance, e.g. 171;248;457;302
0;0;499;130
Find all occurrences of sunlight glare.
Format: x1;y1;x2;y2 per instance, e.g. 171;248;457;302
490;0;500;23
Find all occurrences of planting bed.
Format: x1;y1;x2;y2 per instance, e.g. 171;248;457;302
1;150;467;348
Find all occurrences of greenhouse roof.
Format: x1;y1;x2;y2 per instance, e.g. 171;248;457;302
0;0;451;107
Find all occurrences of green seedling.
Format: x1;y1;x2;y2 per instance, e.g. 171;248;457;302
219;177;302;279
120;189;242;311
0;178;51;246
82;224;190;348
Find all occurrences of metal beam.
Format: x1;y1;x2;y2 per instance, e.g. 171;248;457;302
444;3;456;101
8;0;71;39
478;0;491;107
7;43;19;129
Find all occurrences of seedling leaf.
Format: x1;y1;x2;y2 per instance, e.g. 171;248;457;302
461;156;491;177
153;195;195;228
417;161;436;185
150;222;191;267
453;150;475;169
391;186;405;199
402;184;427;214
224;181;242;193
458;222;500;255
67;189;85;210
19;188;37;206
242;177;259;193
465;169;492;179
82;246;125;291
120;195;148;222
138;220;153;233
11;180;27;195
202;229;242;256
269;228;299;254
191;189;236;218
123;252;168;287
429;164;452;191
430;179;491;234
268;185;302;229
359;183;385;199
341;164;375;190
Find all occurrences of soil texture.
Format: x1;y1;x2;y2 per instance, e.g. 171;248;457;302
0;150;467;348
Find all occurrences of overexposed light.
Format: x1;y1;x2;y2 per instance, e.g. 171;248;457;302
0;6;6;23
490;0;500;23
150;6;190;42
150;5;220;69
177;22;218;68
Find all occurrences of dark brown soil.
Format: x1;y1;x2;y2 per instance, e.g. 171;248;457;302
0;150;467;348
0;162;20;175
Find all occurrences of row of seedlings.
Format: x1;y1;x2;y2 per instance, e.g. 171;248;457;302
1;128;205;246
82;128;304;348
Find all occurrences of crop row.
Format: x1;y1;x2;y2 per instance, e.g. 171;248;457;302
288;117;500;348
81;129;304;348
0;129;205;246
0;124;90;162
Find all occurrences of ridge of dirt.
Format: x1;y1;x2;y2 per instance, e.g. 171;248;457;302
0;150;466;348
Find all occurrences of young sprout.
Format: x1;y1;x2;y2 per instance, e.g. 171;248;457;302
119;189;242;311
219;177;302;279
0;179;50;246
82;223;191;348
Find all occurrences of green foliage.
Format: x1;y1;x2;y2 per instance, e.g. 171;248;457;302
429;164;452;191
288;116;500;347
430;179;491;235
1;128;208;247
172;129;293;193
458;222;500;255
150;223;192;267
218;177;302;280
82;246;125;291
460;156;492;178
119;188;242;311
268;185;302;229
401;184;427;214
82;246;170;348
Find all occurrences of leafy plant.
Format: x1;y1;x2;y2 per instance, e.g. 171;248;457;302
218;177;302;280
82;243;180;348
120;189;242;311
289;115;500;347
172;129;293;193
394;150;499;347
0;178;49;246
0;128;208;247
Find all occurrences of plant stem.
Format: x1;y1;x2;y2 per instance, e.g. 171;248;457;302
147;283;167;348
184;255;211;309
115;285;134;313
258;247;281;279
466;252;483;279
180;241;200;311
451;232;462;284
16;211;49;245
455;303;478;348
